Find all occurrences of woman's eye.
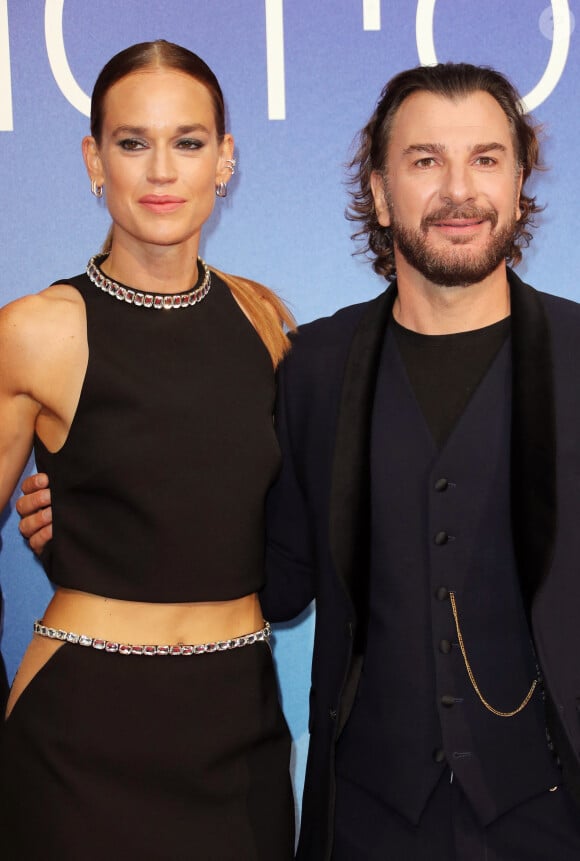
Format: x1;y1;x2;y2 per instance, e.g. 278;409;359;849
118;138;146;151
176;139;203;150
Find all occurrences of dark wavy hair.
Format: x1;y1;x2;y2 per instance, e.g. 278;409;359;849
346;63;543;281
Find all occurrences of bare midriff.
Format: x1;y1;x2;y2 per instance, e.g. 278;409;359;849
5;589;265;720
42;587;265;644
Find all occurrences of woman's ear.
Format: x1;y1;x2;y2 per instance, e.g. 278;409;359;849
216;134;235;187
82;136;105;188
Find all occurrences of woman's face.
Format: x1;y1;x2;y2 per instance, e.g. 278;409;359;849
83;68;233;255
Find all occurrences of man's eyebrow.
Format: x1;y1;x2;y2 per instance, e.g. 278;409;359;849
402;143;445;156
401;142;508;156
471;142;508;155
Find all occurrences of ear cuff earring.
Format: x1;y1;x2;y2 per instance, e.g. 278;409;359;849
216;157;237;198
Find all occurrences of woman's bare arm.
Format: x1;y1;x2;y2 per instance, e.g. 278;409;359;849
0;299;45;513
0;286;86;522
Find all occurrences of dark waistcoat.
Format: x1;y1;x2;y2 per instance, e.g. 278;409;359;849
335;327;560;825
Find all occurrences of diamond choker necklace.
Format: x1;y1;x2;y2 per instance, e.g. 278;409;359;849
86;254;212;310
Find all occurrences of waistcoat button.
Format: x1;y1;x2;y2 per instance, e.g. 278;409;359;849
441;694;455;708
432;748;446;763
439;639;452;654
434;478;449;492
435;586;449;601
434;531;449;545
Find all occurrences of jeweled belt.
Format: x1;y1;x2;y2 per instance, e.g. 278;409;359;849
33;619;271;656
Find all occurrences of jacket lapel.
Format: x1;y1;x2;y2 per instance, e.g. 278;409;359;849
329;285;395;650
509;269;557;619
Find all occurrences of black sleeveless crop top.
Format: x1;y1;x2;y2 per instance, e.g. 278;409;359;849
35;266;280;603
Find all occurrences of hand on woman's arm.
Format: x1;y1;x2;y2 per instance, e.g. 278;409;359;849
15;474;53;554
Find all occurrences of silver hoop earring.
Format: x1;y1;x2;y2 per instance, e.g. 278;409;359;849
225;158;236;175
91;179;103;198
216;182;228;198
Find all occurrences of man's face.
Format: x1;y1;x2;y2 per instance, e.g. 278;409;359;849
371;89;523;287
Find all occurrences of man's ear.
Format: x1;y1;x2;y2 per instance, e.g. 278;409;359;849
370;170;391;227
515;167;524;222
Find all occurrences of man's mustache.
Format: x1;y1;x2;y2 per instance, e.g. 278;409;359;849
421;206;499;230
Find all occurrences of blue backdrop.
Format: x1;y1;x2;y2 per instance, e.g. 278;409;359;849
0;0;577;816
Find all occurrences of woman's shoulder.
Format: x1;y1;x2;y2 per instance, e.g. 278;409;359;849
0;284;85;359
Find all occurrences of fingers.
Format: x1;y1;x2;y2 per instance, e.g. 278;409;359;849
18;503;52;538
16;473;53;556
20;473;50;494
28;523;53;556
18;506;53;556
15;488;52;520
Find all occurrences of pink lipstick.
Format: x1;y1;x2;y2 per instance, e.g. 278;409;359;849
139;195;186;214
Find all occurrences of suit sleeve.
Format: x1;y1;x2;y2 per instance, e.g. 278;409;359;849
0;591;8;711
261;356;316;622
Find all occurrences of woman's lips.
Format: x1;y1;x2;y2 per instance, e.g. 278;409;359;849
139;195;186;213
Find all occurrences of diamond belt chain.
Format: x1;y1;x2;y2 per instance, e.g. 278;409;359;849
448;592;537;718
33;619;271;656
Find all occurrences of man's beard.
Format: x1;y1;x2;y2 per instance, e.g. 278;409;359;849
389;203;517;288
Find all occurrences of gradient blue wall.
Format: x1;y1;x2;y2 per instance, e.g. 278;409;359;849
0;0;577;813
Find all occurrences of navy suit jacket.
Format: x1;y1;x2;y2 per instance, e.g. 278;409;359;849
262;269;580;860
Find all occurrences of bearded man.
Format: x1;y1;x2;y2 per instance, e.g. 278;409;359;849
262;63;580;859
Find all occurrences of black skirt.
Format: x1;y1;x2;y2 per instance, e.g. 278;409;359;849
0;639;294;860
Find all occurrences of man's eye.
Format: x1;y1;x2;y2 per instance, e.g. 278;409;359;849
415;157;436;168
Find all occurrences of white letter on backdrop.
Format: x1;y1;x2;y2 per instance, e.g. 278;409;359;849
45;0;90;117
0;0;13;131
265;0;286;120
363;0;381;30
415;0;571;111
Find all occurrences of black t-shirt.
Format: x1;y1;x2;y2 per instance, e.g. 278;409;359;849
392;314;511;448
